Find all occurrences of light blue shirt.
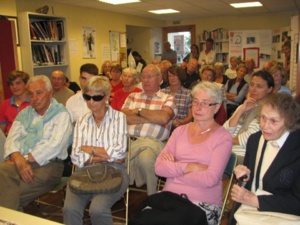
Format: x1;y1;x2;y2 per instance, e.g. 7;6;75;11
4;102;73;166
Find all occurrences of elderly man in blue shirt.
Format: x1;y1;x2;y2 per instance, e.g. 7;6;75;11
0;75;72;210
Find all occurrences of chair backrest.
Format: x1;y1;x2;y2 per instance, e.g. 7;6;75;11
218;152;237;225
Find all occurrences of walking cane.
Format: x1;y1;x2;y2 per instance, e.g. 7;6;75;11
227;175;247;225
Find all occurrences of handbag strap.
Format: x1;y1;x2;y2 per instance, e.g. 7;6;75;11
86;165;108;183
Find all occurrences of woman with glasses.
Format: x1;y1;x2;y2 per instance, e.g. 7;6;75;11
230;93;300;225
63;76;128;225
269;65;291;94
155;81;232;225
223;70;274;165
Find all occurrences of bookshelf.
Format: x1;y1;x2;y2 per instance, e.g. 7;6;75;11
199;28;229;67
18;12;69;77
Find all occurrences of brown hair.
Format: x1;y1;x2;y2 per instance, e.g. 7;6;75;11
167;65;187;83
6;70;30;86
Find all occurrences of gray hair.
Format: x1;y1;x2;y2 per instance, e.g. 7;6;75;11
122;67;140;84
27;75;52;91
83;76;111;96
191;81;222;104
143;64;161;77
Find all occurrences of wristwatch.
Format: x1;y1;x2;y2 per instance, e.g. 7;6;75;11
24;154;29;161
137;108;143;116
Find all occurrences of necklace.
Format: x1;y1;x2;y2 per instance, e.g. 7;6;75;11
200;128;211;135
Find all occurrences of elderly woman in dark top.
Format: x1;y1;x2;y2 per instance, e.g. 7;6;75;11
230;93;300;224
63;76;128;225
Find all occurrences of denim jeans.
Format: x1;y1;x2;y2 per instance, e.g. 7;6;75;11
63;163;129;225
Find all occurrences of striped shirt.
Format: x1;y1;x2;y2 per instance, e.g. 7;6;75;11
122;90;177;141
223;105;260;157
71;105;127;168
161;86;192;120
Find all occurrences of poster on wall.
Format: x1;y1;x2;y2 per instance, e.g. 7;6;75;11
110;31;120;62
154;41;161;54
82;26;96;58
174;35;184;54
244;48;260;68
229;31;243;60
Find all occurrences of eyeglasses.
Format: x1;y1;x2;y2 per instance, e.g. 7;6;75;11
82;93;105;102
141;75;158;80
192;100;218;108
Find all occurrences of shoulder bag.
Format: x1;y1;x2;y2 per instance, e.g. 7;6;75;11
68;163;123;194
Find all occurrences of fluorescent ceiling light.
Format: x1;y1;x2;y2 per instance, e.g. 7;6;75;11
99;0;140;5
149;9;179;14
230;1;262;8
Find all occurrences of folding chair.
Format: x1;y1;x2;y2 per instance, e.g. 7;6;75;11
217;152;237;225
112;135;130;224
34;176;69;216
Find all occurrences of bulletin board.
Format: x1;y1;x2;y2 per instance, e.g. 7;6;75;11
244;47;260;68
229;30;272;69
109;31;127;67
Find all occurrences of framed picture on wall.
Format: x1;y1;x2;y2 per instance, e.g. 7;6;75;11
6;16;20;46
243;47;259;68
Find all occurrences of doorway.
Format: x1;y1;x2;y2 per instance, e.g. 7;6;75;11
162;25;196;64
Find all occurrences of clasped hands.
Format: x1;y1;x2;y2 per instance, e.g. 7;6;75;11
231;165;259;208
81;146;124;164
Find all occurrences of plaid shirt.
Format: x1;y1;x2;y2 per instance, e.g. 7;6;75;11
122;90;177;141
161;86;192;120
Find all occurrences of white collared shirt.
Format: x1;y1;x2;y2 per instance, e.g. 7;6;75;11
66;91;90;123
252;131;290;192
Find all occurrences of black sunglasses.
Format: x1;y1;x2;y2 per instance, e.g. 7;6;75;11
82;93;105;102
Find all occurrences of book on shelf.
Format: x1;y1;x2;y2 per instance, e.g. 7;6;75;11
31;44;64;65
31;23;44;40
29;20;64;41
199;28;229;42
57;21;64;40
216;53;228;64
34;22;48;40
51;21;59;40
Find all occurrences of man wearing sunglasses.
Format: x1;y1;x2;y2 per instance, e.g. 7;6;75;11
122;64;177;195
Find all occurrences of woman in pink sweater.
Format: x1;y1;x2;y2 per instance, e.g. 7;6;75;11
155;81;232;225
